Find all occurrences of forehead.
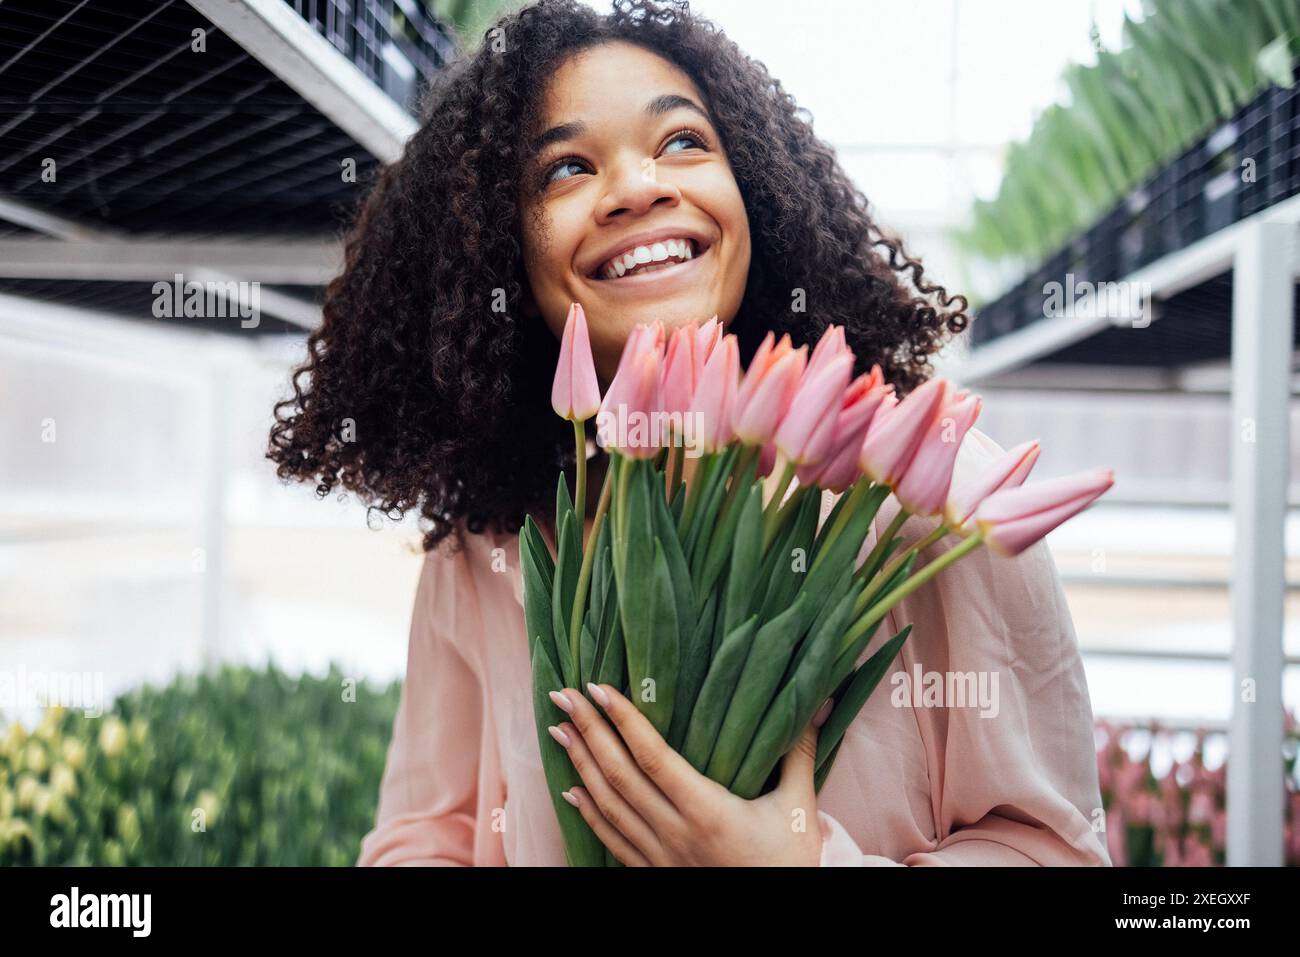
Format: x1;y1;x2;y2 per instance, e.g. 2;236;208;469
539;41;702;118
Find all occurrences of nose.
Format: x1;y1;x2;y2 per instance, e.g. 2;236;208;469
595;153;681;223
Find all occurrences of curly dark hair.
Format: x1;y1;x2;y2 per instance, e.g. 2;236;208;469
267;0;969;552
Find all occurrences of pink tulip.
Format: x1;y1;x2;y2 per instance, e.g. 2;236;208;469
858;375;949;486
944;440;1041;530
731;332;807;446
693;315;721;382
775;352;853;466
598;321;663;423
892;390;981;516
597;322;664;458
802;325;848;383
797;367;892;492
757;439;778;479
551;302;602;422
690;334;740;453
975;468;1115;557
610;350;663;460
659;325;697;417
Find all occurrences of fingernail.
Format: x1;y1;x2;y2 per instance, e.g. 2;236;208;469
549;690;575;714
587;682;610;708
561;789;580;807
548;725;572;749
813;698;833;728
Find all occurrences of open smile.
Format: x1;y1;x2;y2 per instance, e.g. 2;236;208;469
585;238;714;293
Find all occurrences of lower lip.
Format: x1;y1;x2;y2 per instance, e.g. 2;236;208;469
588;245;712;295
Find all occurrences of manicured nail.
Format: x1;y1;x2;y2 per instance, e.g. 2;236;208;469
548;725;572;749
549;690;575;713
587;682;610;707
561;789;580;807
813;698;833;728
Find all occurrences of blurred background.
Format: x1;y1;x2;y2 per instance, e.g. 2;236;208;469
1;0;1297;866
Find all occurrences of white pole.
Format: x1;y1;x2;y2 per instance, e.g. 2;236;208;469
1227;218;1293;866
200;363;232;670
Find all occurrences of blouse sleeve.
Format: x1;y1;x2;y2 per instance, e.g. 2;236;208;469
357;543;484;866
815;445;1110;867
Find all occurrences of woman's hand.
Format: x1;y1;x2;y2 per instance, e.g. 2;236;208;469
546;683;832;867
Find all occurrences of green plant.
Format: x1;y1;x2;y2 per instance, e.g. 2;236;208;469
955;0;1299;270
0;664;400;866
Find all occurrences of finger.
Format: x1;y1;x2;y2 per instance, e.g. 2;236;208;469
777;698;832;803
551;719;661;857
563;786;651;867
552;688;679;828
584;682;717;813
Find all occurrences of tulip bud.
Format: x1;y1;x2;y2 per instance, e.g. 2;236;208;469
975;468;1115;556
551;302;602;422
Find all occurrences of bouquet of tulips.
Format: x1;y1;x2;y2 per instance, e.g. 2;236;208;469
522;303;1113;866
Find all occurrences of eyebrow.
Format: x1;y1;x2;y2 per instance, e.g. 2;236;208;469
530;94;712;155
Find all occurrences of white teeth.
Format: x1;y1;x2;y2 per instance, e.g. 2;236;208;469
598;237;699;278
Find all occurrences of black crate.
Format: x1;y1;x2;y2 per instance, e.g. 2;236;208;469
971;62;1300;353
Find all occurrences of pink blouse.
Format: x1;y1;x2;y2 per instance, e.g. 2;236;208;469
357;428;1111;866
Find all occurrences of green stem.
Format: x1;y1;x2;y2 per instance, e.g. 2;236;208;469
569;465;613;667
762;484;808;552
841;532;984;653
808;478;872;577
718;444;760;526
677;450;716;537
854;522;951;617
667;442;684;502
761;460;797;542
760;461;798;549
859;506;909;583
572;419;587;530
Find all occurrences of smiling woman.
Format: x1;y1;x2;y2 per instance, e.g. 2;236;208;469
263;0;1106;869
518;44;752;381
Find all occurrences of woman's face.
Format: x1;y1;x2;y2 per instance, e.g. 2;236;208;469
519;41;752;383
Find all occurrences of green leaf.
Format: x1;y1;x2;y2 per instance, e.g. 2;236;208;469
681;615;757;772
706;593;810;788
815;624;913;774
730;584;861;798
1257;35;1296;88
667;591;718;751
531;639;605;866
550;508;580;688
520;516;559;679
722;483;763;637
